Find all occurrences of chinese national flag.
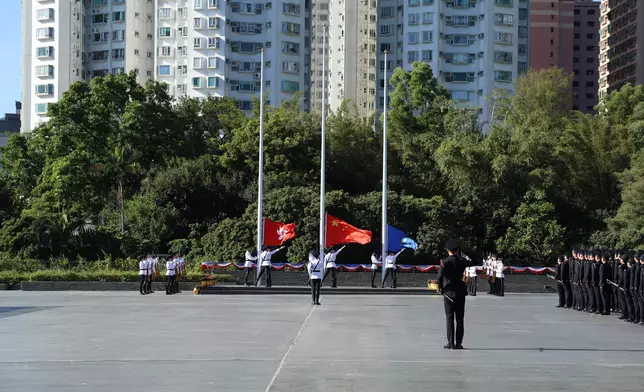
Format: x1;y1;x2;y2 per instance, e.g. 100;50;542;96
264;218;296;246
325;214;372;248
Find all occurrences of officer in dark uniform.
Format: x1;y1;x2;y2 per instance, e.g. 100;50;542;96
555;256;565;308
437;239;471;350
562;254;572;308
599;252;612;315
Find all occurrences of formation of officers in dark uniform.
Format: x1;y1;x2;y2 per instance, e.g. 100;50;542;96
554;249;644;325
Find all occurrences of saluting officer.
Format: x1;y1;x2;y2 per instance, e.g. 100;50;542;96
437;239;471;350
382;248;405;288
255;246;285;287
323;245;346;288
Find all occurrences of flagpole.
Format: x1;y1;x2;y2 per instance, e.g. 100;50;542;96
256;48;265;283
319;24;328;263
381;50;388;285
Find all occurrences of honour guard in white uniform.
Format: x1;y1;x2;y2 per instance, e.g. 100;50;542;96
166;257;176;295
466;266;478;296
382;249;405;288
494;258;505;296
255;246;284;287
323;245;346;288
370;252;381;288
243;248;258;286
307;252;324;305
139;256;149;295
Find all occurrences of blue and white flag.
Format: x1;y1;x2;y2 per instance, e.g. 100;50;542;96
387;225;418;252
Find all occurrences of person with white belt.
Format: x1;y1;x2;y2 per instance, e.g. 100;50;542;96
255;246;284;287
495;258;505;296
323;245;346;288
165;257;176;295
139;256;149;295
370;252;381;288
466;265;477;296
243;248;258;286
382;248;405;288
307;252;324;305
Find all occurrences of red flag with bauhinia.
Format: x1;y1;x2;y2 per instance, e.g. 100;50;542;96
264;218;296;246
325;214;372;248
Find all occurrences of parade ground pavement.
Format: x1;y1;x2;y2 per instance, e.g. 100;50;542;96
1;291;644;391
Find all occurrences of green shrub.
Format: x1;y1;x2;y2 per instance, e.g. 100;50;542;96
0;270;238;285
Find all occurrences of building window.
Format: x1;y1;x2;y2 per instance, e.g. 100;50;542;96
112;30;125;41
519;8;527;20
91;13;108;24
208;37;220;48
283;2;300;15
572;81;579;87
587;46;595;51
380;43;391;53
574;33;580;39
208;0;220;8
519;26;527;37
208;17;220;29
494;51;513;64
36;46;54;58
194;17;203;29
159;27;171;37
494;13;513;26
408;13;419;25
585;81;594;87
238;100;253;111
494;0;513;7
587;9;595;15
422;31;433;43
518;62;527;74
573;45;579;51
573;57;579;63
193;57;203;69
586;69;594;76
380;25;393;36
36;28;54;40
194;0;203;8
422;12;433;24
587;21;595;27
408;32;419;44
207;77;219;88
574;21;580;27
36;8;55;21
281;80;299;93
408;51;418;64
421;50;432;62
587;34;594;39
380;6;394;18
208;57;219;68
587;57;594;63
35;103;48;115
158;8;172;19
550;27;554;33
443;72;475;83
159;46;172;57
494;70;512;82
518;44;526;55
112;48;125;60
494;32;513;44
585;93;594;99
193;38;202;48
281;41;300;54
158;65;172;76
282;22;300;35
113;11;125;22
35;84;53;95
192;77;203;88
35;65;54;77
574;9;580;14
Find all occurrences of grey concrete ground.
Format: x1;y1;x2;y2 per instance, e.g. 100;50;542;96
0;292;643;392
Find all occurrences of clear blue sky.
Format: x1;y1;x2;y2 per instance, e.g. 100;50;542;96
0;1;22;115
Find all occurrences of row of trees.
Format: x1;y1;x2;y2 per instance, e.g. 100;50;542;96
1;65;643;266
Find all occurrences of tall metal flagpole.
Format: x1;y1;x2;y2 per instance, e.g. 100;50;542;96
256;48;265;284
319;24;328;264
381;50;388;285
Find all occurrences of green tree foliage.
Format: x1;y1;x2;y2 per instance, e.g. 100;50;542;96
1;68;642;266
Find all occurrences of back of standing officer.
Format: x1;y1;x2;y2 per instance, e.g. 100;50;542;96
437;239;471;350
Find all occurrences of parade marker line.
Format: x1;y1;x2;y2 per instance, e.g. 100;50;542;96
264;305;317;392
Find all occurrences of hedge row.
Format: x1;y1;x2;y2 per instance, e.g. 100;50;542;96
0;270;238;285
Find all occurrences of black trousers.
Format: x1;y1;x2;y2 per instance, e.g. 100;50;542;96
600;285;611;314
310;279;321;303
488;278;493;294
626;292;635;320
593;285;602;313
619;290;628;318
166;275;175;294
371;268;377;287
631;291;640;321
244;267;252;285
444;294;466;346
494;278;504;296
564;282;572;307
139;275;146;294
256;266;272;287
468;277;477;296
322;267;337;287
556;282;565;306
382;268;396;288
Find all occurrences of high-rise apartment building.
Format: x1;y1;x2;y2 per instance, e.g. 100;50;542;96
22;0;155;133
155;0;311;113
400;0;528;123
327;0;378;119
528;0;574;73
598;0;638;100
310;0;329;113
573;0;599;112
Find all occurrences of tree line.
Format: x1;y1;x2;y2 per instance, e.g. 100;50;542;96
1;65;643;266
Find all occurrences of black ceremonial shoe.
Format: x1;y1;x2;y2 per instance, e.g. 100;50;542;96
454;344;464;350
443;343;453;350
315;302;321;305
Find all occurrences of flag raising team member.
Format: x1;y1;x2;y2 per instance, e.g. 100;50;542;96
382;249;405;288
243;247;258;286
370;252;381;288
322;245;345;287
255;246;285;287
307;251;324;305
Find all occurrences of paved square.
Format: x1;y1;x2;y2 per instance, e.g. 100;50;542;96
0;292;643;391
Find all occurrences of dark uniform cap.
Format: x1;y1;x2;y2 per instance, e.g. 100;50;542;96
445;239;460;251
